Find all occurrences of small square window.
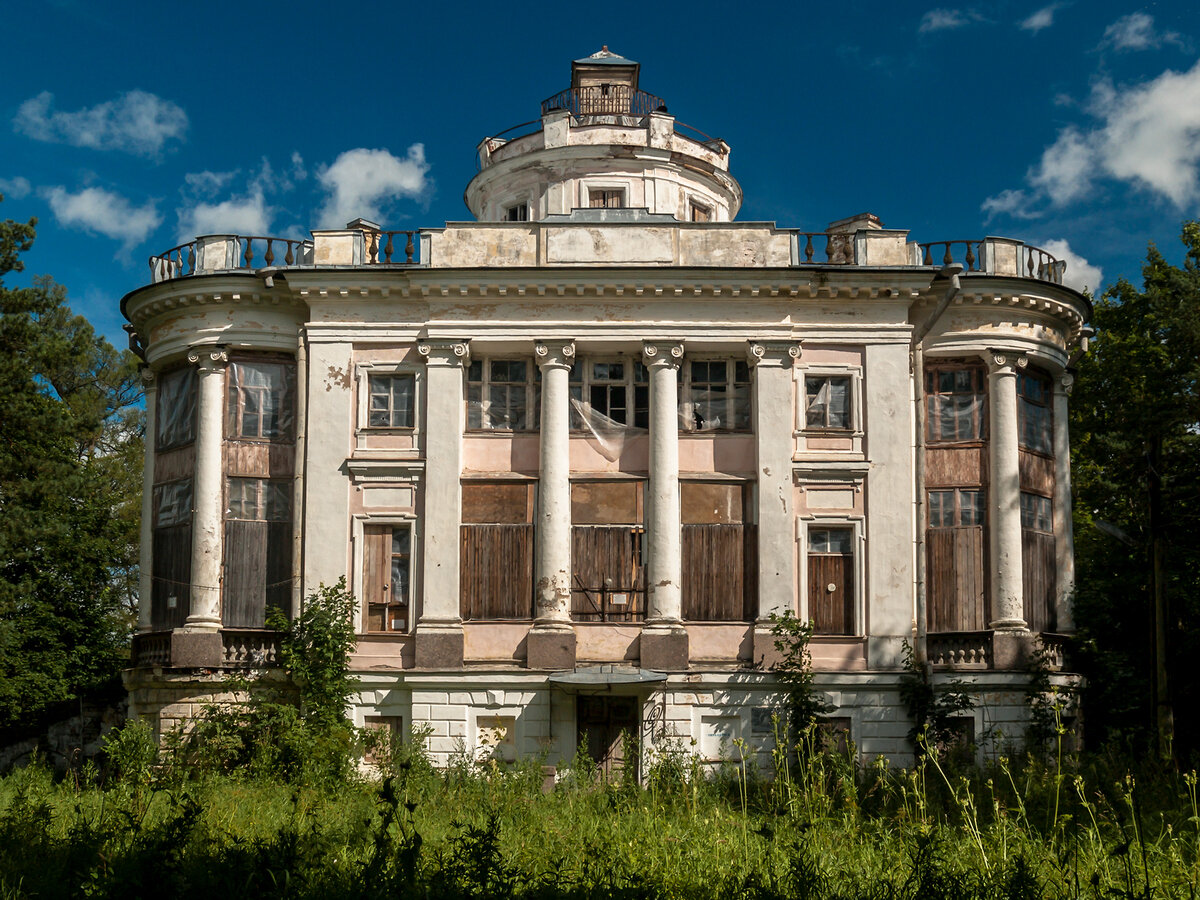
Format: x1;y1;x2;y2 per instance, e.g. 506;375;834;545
589;188;624;209
689;201;711;222
504;203;529;222
805;375;851;429
685;360;751;432
367;373;415;428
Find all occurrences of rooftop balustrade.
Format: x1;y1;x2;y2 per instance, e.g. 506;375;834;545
145;228;1068;286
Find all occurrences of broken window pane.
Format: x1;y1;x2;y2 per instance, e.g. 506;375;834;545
805;375;851;429
368;373;415;428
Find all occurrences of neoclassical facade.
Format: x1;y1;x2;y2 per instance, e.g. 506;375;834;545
123;49;1089;771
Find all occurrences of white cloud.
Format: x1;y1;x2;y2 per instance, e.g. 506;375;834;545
918;8;975;32
981;188;1041;221
0;176;31;199
1029;126;1093;205
14;90;187;158
176;188;270;242
1019;3;1063;34
1039;238;1102;293
1100;12;1182;51
43;185;161;246
985;59;1200;218
316;145;430;228
184;170;237;197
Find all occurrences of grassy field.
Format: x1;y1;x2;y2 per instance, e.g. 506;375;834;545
1;733;1198;899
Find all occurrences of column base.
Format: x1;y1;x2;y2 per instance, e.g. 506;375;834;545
169;630;223;668
991;629;1034;671
640;624;689;671
526;625;577;671
414;624;464;669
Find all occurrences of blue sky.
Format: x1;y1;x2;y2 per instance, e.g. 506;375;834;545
3;1;1199;345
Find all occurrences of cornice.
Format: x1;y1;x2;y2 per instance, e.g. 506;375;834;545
123;274;308;330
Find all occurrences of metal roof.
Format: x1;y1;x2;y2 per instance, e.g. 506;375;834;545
573;46;638;66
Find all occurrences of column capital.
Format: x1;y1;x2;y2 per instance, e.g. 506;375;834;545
642;341;684;369
187;347;228;372
139;365;157;386
534;340;576;370
986;349;1028;375
1057;372;1075;395
747;340;801;367
418;339;471;367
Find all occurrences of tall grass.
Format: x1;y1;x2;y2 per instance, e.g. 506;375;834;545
1;728;1198;899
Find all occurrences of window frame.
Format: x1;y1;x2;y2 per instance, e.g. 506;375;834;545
466;357;540;432
681;358;753;433
797;516;865;638
802;369;860;433
928;487;986;528
569;357;649;431
581;181;629;210
356;362;422;434
503;201;530;222
1020;492;1053;534
1017;369;1053;456
688;199;712;222
352;513;418;634
155;365;197;451
225;357;296;442
924;362;987;445
224;476;291;522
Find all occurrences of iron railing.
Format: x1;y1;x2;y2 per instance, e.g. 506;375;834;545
540;85;667;117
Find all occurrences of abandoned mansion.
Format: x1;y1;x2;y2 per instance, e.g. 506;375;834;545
122;49;1089;771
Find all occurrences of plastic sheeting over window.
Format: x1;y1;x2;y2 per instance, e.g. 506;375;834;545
926;366;986;443
226;477;290;522
466;359;539;431
227;360;295;440
153;479;192;527
684;360;751;432
156;367;196;449
805;376;850;429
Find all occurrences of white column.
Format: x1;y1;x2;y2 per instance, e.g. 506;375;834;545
533;340;574;626
748;342;800;641
415;340;469;667
184;348;227;631
138;368;157;632
642;341;684;625
987;351;1027;631
1053;372;1075;632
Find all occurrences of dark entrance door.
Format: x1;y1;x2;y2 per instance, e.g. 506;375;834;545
577;696;639;780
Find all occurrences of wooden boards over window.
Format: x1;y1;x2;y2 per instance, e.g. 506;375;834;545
460;482;534;620
681;482;756;622
571;480;644;622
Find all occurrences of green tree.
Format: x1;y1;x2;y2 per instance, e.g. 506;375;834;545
0;195;143;725
1071;222;1200;761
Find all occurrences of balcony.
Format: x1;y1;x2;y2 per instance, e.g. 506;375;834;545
131;629;281;669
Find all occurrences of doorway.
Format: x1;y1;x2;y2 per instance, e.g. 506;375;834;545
576;696;639;780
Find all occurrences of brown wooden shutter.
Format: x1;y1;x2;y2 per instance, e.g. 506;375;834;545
571;525;645;622
809;553;853;635
1022;529;1057;632
151;524;191;628
460;524;533;620
363;525;390;631
682;523;753;621
927;525;986;632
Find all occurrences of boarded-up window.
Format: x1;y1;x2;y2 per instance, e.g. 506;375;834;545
1021;492;1056;632
223;477;291;628
808;529;854;635
571;481;645;622
363;525;411;632
682;482;756;621
927;526;987;632
461;482;534;619
227;359;296;441
925;364;986;444
151;479;192;628
156;366;196;450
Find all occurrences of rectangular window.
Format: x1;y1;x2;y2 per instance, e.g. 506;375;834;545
466;359;539;431
925;364;985;443
461;482;534;619
807;528;854;635
927;488;987;631
155;366;196;449
364;524;411;632
367;373;415;428
689;201;711;222
929;488;984;527
227;359;296;441
1020;492;1052;533
571;481;645;622
589;188;624;209
504;203;529;222
682;482;755;621
226;477;290;521
152;478;193;630
569;359;649;430
684;360;752;432
1021;492;1056;631
1017;371;1052;454
805;375;851;430
363;715;404;765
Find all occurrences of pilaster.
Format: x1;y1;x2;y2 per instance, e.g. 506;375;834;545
987;350;1027;632
184;348;227;632
529;340;577;670
641;340;687;670
415;339;470;668
1053;372;1075;632
747;340;801;667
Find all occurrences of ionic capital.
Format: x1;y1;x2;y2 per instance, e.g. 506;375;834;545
1058;372;1075;396
418;339;471;367
534;340;576;370
642;341;684;369
986;349;1028;375
187;347;228;373
139;366;157;386
747;340;802;367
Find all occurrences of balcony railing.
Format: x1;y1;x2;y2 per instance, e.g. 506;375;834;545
541;85;667;117
919;240;1066;284
149;235;314;282
130;629;281;668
